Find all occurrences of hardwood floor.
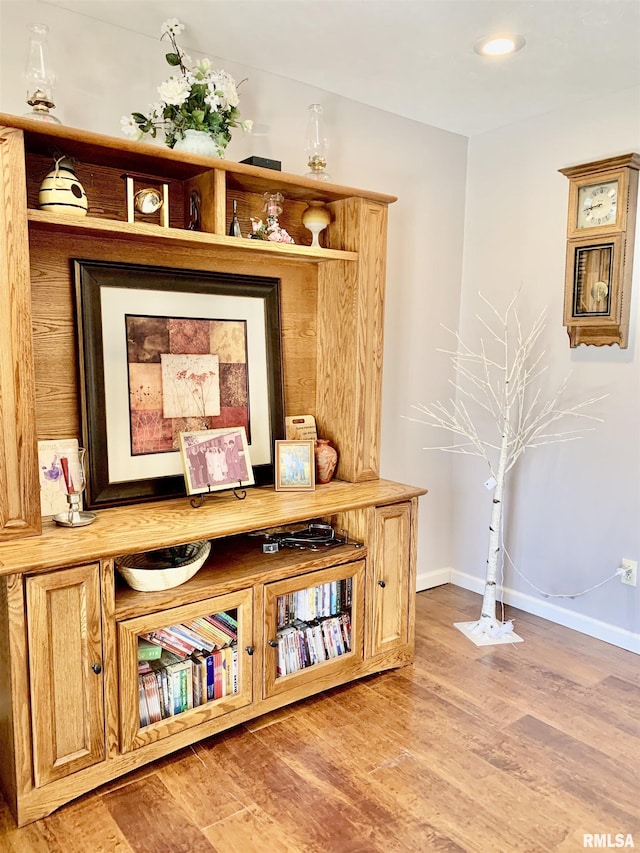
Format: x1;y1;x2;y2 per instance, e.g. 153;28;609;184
1;584;638;852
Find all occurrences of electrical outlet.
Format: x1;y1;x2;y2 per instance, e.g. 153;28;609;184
620;558;637;586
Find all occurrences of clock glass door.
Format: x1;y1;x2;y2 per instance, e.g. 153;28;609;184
572;243;613;317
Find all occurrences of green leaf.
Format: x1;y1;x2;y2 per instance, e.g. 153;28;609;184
165;52;181;66
131;112;147;123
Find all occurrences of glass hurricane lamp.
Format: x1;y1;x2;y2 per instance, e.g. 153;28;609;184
305;104;331;182
24;23;60;124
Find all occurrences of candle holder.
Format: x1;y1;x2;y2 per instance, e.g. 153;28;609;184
53;448;97;527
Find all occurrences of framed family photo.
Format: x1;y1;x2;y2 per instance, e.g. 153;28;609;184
179;427;254;495
74;260;284;508
274;440;316;492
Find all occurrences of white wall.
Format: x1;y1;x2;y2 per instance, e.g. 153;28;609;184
454;86;640;650
0;1;467;590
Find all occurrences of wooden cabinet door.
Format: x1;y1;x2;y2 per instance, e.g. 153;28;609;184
26;564;105;787
371;503;411;656
263;559;365;699
118;588;253;753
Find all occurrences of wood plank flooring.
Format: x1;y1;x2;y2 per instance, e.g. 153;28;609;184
1;584;638;852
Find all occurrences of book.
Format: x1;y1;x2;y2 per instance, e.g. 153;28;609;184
140;629;191;658
141;673;162;724
212;648;224;699
169;623;215;654
191;651;208;706
138;639;163;661
205;652;215;701
207;613;238;643
139;677;150;727
202;615;235;647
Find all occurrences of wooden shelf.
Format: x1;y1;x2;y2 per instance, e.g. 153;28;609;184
0;479;425;576
1;113;397;205
114;536;366;620
27;210;358;263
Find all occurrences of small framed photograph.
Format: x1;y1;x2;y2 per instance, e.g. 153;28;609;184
37;438;82;516
178;427;254;496
274;440;315;492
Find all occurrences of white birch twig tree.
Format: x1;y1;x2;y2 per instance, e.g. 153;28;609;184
408;294;605;639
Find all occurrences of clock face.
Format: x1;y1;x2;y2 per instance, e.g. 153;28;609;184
577;180;618;229
572;243;614;316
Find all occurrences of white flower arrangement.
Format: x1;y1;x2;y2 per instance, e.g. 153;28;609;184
121;18;252;156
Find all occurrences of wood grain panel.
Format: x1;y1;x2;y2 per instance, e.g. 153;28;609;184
0;127;40;539
26;564;105;786
317;199;388;482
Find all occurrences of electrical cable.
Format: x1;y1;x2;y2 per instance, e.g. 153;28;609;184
498;494;623;599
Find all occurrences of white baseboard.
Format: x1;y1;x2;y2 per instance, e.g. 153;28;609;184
416;567;451;591
449;570;640;655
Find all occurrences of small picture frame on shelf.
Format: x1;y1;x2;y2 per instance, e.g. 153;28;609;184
178;427;254;496
274;440;315;492
37;438;82;517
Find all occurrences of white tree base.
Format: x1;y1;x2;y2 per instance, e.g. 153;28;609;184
454;621;524;647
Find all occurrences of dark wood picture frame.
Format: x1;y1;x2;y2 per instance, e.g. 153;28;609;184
74;259;284;508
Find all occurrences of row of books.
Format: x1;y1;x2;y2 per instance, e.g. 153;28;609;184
276;612;352;677
138;644;238;727
276;579;353;629
137;610;239;727
139;611;238;659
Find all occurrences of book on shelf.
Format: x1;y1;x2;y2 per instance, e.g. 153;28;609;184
141;672;162;724
168;622;215;654
138;639;163;660
141;628;193;658
139;679;150;728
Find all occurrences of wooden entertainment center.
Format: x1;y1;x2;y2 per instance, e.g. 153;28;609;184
0;114;425;826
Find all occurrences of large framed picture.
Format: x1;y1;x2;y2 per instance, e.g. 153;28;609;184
178;427;254;495
74;260;284;508
274;440;316;492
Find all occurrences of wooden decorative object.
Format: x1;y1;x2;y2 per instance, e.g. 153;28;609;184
559;153;640;347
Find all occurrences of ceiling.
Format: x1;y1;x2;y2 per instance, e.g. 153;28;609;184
42;0;640;137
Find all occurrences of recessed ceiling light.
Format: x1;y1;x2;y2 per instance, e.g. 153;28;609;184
474;34;526;57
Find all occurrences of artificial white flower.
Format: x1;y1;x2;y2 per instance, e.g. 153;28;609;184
240;119;253;133
161;18;184;37
157;76;191;106
120;115;142;139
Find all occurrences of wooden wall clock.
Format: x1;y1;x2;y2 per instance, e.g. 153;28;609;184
559;153;640;347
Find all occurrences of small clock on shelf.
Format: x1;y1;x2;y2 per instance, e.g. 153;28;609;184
559;153;640;348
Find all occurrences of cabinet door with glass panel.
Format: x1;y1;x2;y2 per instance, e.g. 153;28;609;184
263;559;365;699
118;589;253;752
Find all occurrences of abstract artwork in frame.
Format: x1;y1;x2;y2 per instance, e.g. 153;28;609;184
74;260;284;508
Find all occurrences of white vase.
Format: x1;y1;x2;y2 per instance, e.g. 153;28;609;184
173;129;223;158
